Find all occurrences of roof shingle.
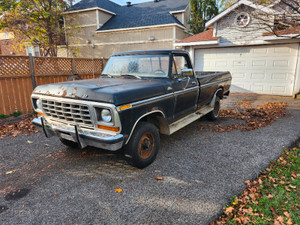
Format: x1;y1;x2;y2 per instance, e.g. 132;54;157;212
177;29;219;43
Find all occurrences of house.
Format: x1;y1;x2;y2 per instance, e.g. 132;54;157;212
175;0;300;97
0;31;22;55
60;0;191;58
0;30;40;56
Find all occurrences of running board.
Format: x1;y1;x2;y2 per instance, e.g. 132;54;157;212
168;106;214;135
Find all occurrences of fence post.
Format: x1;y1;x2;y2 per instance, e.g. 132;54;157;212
92;58;95;79
101;57;105;73
29;54;37;89
72;58;76;74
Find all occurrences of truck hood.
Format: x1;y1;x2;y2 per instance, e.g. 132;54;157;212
33;77;170;105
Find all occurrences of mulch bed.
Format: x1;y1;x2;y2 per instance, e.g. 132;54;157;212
0;115;38;139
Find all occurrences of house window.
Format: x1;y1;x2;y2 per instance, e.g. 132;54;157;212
5;33;9;39
34;46;40;57
26;46;40;56
26;46;33;55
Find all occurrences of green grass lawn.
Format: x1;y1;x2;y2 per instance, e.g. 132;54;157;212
212;141;299;225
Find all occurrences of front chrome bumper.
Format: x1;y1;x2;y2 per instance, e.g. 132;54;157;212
32;117;124;151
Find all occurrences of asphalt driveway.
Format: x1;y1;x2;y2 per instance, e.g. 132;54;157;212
0;94;299;225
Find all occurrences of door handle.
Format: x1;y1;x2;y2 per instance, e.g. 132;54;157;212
192;81;196;85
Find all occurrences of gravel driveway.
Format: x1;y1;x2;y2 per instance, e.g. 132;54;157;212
0;94;299;225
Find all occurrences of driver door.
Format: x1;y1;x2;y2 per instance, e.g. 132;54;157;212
171;54;199;120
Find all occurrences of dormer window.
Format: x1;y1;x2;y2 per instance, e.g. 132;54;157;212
235;12;250;27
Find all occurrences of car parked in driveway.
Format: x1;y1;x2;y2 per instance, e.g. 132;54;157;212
31;50;232;168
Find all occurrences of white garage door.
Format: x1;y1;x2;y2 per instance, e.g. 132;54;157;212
194;44;299;96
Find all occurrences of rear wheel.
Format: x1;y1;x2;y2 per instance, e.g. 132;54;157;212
60;138;79;148
123;122;160;169
206;96;221;121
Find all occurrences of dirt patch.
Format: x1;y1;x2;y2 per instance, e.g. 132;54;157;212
0;115;38;139
200;102;288;132
5;188;30;201
0;205;8;214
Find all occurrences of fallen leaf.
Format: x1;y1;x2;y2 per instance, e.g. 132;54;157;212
289;185;296;189
225;206;234;215
287;219;292;225
244;180;251;186
115;188;123;193
285;187;291;192
267;194;273;199
6;170;16;175
277;216;284;223
155;176;163;181
270;206;278;216
154;170;161;173
27;140;33;144
243;207;253;214
284;211;291;218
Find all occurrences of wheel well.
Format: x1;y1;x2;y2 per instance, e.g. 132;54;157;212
216;87;224;99
139;112;168;134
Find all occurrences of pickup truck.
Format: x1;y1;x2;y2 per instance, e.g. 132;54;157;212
31;50;231;168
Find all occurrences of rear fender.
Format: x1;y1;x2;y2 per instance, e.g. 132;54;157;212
210;88;223;108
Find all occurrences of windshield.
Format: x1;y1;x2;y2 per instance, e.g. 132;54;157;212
102;54;170;78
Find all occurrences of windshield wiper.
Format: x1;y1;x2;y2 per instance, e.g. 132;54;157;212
121;74;142;79
101;73;113;78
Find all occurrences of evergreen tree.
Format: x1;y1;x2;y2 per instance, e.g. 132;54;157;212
189;0;219;34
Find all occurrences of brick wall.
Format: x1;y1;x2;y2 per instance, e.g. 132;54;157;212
0;39;26;55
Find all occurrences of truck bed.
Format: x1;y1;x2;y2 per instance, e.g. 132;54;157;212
195;71;232;106
196;71;231;87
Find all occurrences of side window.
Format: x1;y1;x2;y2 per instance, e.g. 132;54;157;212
172;55;191;78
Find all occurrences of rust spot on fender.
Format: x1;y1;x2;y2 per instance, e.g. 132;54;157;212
62;90;67;97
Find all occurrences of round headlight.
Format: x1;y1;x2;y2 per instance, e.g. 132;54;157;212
101;109;112;122
36;99;41;108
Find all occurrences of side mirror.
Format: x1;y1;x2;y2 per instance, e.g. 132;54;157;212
181;68;193;77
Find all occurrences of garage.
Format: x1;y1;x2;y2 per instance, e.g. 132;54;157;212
194;44;299;96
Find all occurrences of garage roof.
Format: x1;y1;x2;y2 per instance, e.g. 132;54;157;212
177;29;219;43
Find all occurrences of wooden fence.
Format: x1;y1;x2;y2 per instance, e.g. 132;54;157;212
0;55;107;115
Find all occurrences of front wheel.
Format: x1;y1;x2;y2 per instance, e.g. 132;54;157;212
123;122;160;169
206;96;221;121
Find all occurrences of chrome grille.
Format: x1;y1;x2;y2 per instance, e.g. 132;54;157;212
42;99;94;127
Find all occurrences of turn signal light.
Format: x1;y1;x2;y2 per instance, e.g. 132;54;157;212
37;112;46;117
119;104;131;111
97;124;120;132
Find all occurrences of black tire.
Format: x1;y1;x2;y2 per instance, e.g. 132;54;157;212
206;96;221;121
60;138;79;148
123;122;160;169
